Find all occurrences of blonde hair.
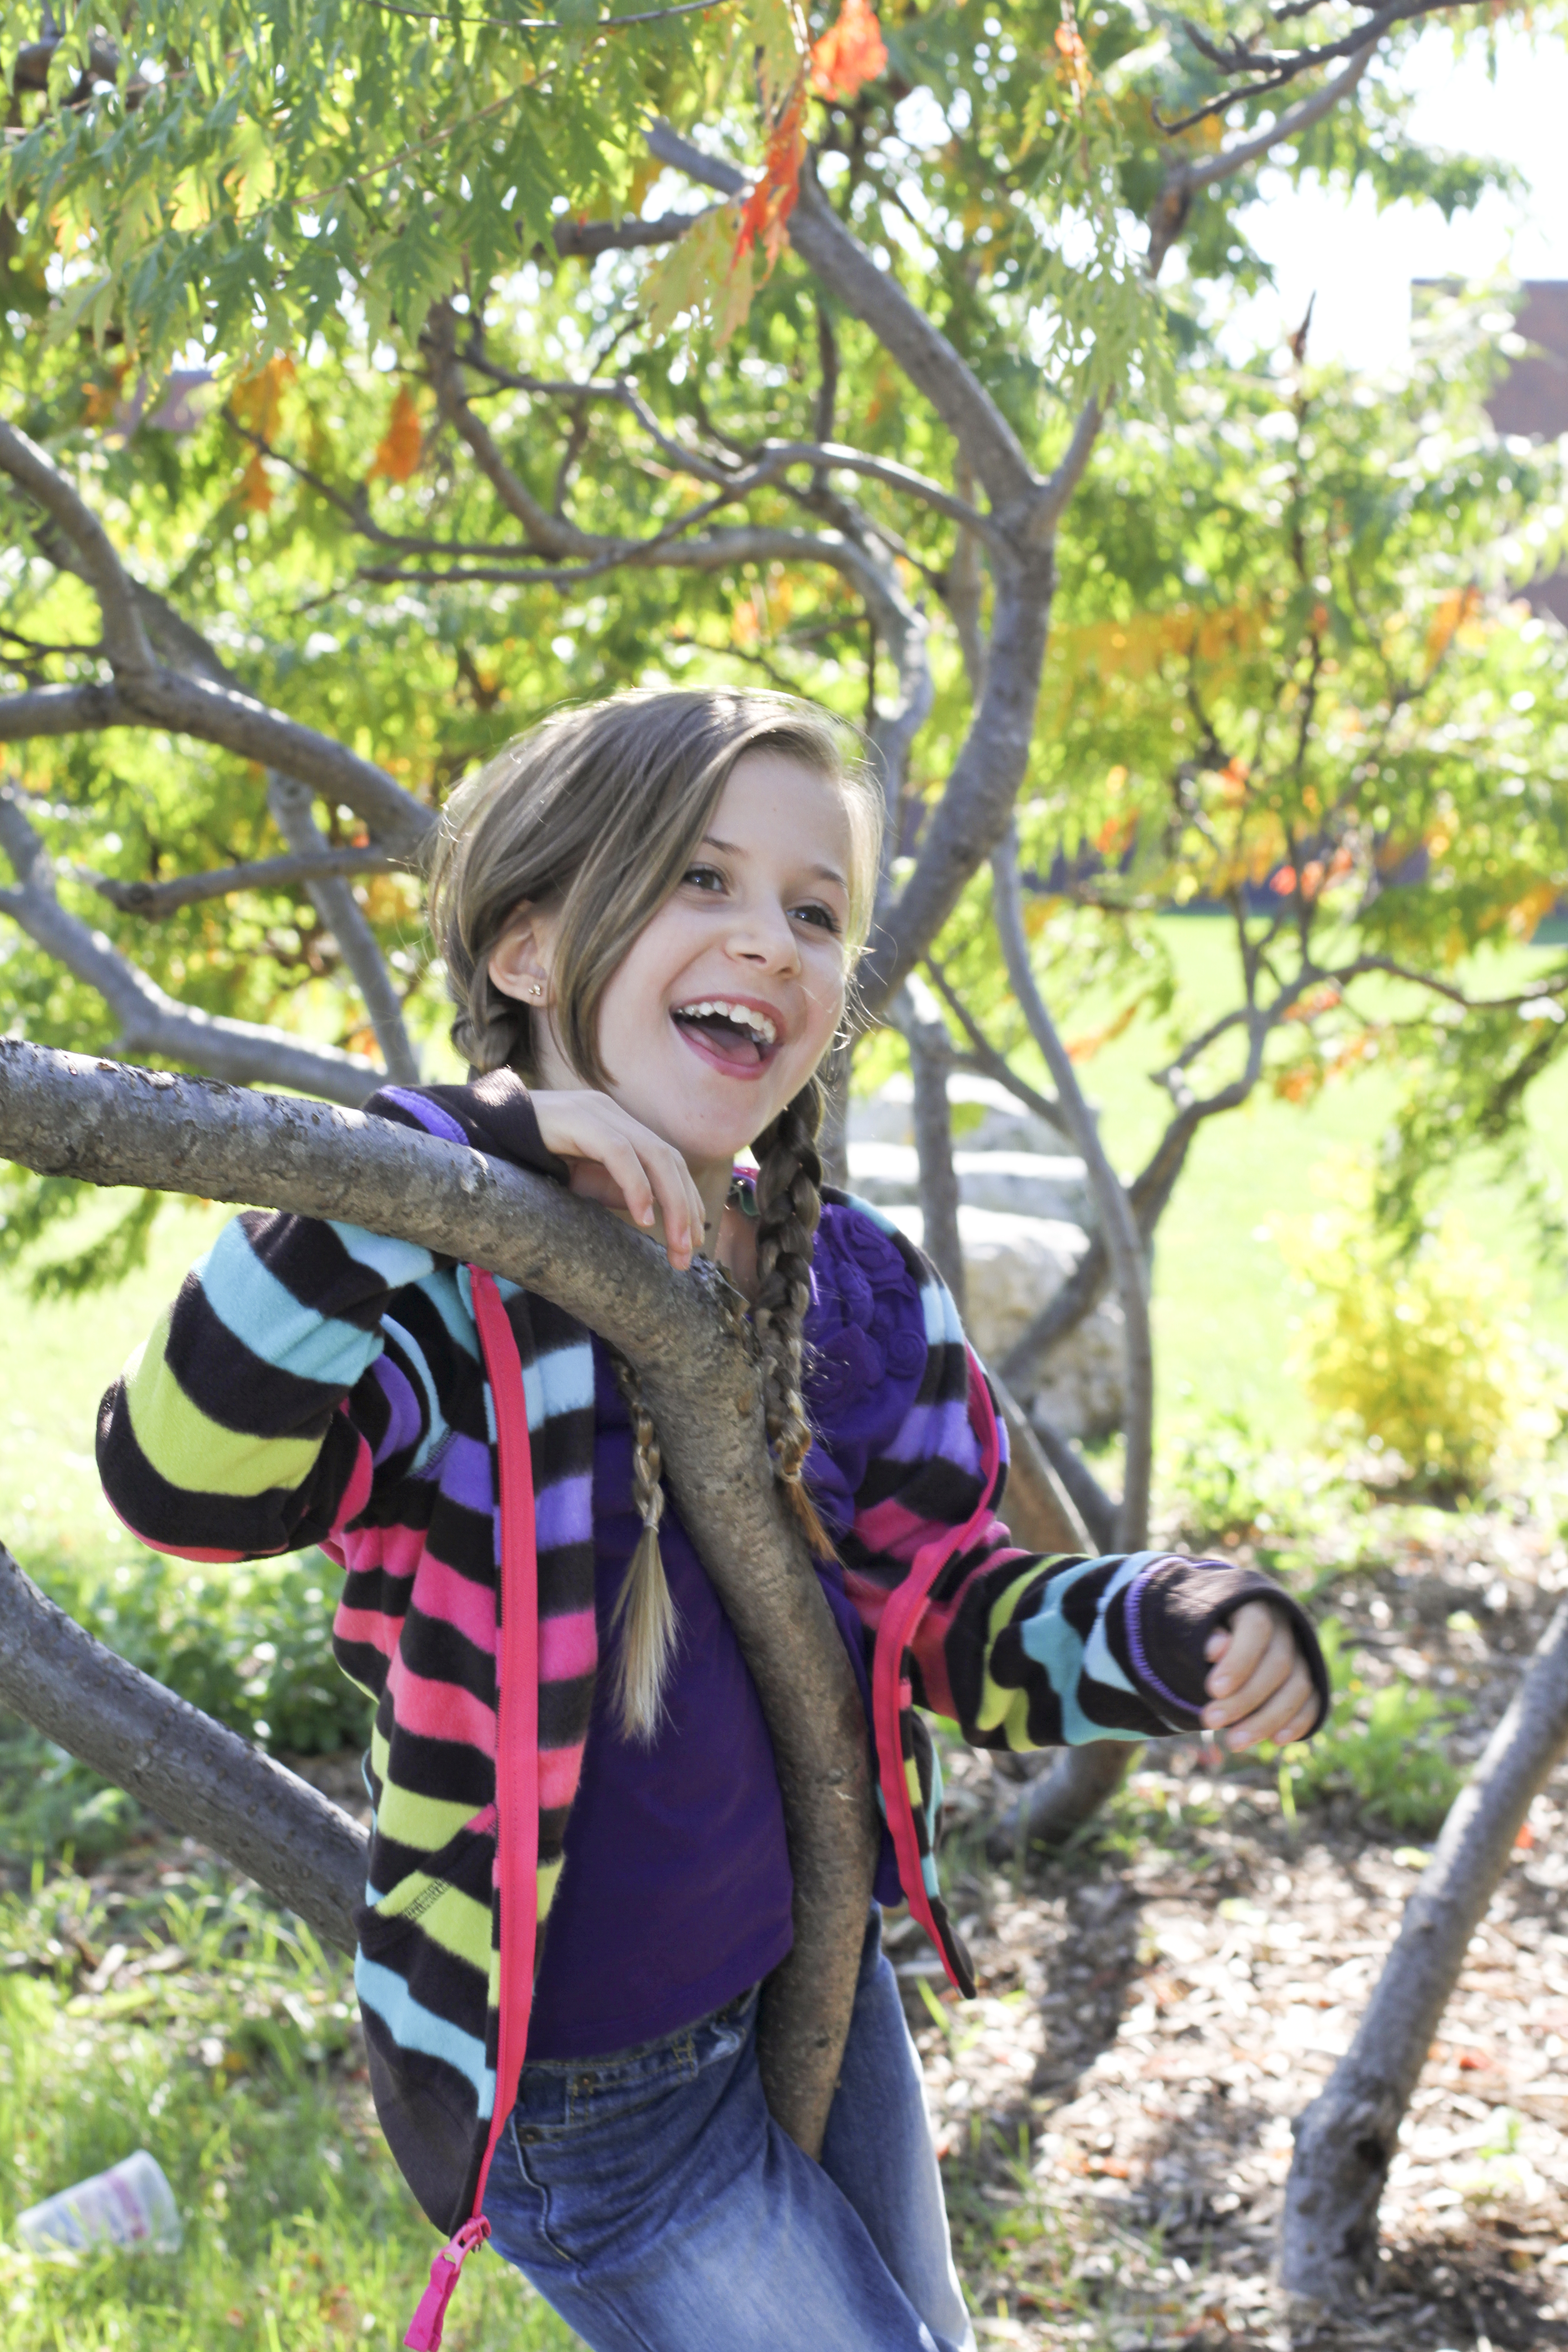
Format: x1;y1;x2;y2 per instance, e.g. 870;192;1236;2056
428;688;884;1740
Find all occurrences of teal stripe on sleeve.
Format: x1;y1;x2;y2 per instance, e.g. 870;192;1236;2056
200;1221;385;1387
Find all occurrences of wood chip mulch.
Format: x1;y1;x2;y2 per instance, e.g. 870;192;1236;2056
901;1502;1568;2350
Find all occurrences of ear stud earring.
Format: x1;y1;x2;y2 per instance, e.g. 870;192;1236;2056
527;980;544;1001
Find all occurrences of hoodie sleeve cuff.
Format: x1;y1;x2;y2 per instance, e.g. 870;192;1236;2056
363;1073;571;1186
1121;1554;1331;1737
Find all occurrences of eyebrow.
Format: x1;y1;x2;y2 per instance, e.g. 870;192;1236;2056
701;834;848;891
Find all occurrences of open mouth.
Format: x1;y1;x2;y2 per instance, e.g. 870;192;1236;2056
671;997;781;1071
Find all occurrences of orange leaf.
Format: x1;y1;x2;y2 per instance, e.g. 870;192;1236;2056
368;386;423;484
1064;1000;1138;1063
810;0;888;103
1269;865;1297;896
1053;17;1091;92
230;354;295;443
1284;983;1341;1024
735;81;808;270
237;449;274;514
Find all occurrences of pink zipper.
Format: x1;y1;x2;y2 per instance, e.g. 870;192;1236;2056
404;1266;539;2351
871;1350;1000;1985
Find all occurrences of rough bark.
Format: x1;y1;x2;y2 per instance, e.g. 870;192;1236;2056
0;1040;877;2161
896;985;965;1317
0;1544;366;1952
1281;1600;1568;2306
989;1375;1089;1555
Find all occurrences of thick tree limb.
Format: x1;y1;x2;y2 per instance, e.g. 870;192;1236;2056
267;774;420;1086
0;1543;366;1953
0;420;153;675
992;836;1153;1548
0;427;433;861
0;1041;877;2162
865;569;1056;1009
0;789;384;1105
1282;1601;1568;2305
989;1377;1090;1556
893;982;965;1314
84;847;398;917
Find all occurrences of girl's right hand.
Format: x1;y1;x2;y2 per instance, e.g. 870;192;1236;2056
527;1090;709;1272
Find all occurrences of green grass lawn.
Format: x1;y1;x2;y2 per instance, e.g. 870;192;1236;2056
1027;914;1568;1446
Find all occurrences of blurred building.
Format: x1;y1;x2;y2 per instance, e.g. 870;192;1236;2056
1485;280;1568;627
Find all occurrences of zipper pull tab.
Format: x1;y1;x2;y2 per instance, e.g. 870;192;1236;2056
403;2216;490;2350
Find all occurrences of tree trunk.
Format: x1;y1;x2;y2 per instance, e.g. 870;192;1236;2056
990;836;1154;1551
898;984;966;1316
0;1041;877;2161
1281;1599;1568;2307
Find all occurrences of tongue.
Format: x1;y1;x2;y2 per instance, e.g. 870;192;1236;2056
676;1013;760;1066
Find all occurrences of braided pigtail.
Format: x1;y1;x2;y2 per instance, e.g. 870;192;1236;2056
606;1350;680;1742
753;1075;835;1559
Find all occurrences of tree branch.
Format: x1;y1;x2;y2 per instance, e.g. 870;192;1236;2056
0;427;433;860
863;570;1055;1010
0;1041;878;2164
1159;0;1441;132
0;1543;367;1954
0;420;153;675
645;125;1039;520
1283;1600;1568;2304
892;982;965;1313
992;833;1153;1548
83;847;398;918
0;787;384;1105
266;774;420;1086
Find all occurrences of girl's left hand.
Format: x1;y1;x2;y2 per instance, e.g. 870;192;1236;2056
1202;1601;1318;1750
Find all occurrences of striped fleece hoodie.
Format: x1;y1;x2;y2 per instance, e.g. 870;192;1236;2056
96;1073;1328;2242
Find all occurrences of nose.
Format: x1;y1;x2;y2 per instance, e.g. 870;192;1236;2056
725;896;800;974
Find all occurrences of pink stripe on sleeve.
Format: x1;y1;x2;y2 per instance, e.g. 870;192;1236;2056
336;1515;428;1585
538;1742;586;1812
411;1552;499;1656
332;1603;399;1659
539;1607;597;1685
854;1495;948;1565
384;1645;496;1755
329;1415;374;1534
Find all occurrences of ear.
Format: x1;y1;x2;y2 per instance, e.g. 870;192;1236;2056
488;906;553;1007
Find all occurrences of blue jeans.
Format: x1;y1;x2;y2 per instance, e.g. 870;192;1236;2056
482;1909;975;2352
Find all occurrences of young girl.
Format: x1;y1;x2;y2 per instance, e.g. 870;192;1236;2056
97;690;1327;2352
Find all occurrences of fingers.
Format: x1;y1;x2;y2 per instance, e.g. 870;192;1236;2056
1204;1600;1274;1701
1203;1602;1319;1751
534;1092;708;1270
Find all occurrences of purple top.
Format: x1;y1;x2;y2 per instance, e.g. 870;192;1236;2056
525;1200;926;2062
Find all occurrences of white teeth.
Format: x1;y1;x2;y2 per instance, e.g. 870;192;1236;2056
674;998;778;1044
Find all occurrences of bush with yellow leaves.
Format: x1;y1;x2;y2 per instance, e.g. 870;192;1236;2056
1278;1160;1563;1496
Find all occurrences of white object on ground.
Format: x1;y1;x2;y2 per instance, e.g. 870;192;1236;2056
16;2150;181;2257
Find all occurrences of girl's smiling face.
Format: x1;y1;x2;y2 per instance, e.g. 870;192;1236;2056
491;750;856;1177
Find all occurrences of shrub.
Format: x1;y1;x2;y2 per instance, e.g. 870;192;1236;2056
1278;1617;1461;1834
1277;1159;1563;1495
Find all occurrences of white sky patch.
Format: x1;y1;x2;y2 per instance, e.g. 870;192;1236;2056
1221;22;1568;373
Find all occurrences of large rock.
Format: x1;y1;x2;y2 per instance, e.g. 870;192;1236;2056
845;1141;1095;1230
848;1073;1074;1157
878;1204;1126;1445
